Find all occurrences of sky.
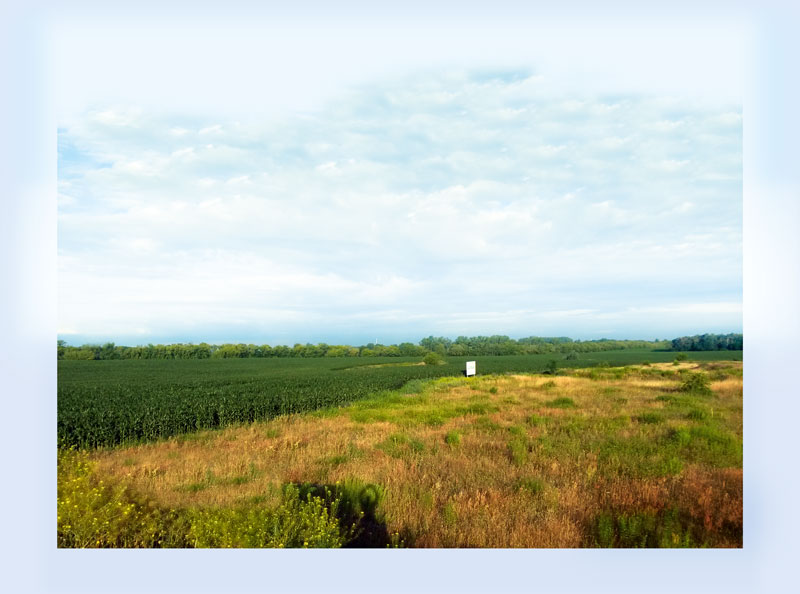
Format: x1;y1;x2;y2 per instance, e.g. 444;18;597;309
54;9;744;347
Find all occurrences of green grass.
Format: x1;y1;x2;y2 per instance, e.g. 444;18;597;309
636;412;664;424
545;397;577;409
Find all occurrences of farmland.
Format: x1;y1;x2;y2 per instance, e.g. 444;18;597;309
58;350;741;448
57;352;742;548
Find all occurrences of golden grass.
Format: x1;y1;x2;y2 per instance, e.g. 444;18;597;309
88;362;743;547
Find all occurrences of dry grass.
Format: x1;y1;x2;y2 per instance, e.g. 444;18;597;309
88;362;743;547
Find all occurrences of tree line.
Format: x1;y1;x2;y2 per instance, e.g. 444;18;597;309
55;333;740;361
669;333;743;352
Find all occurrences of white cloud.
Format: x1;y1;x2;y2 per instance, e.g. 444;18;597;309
58;70;742;343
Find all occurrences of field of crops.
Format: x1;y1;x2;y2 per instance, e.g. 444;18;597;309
58;350;742;448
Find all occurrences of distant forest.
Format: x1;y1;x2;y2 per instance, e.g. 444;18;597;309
669;333;743;352
57;333;742;360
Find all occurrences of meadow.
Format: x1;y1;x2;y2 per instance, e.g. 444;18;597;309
57;353;743;548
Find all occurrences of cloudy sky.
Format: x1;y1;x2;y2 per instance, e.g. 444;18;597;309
55;12;743;346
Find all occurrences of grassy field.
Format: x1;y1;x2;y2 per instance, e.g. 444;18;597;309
58;349;742;448
58;357;742;548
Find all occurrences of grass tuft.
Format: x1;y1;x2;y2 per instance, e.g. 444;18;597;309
636;412;664;425
444;431;461;447
545;397;577;409
514;477;545;495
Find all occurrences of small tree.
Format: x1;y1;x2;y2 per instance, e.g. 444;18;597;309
543;359;558;375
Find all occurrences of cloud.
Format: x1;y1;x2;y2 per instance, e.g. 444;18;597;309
57;70;742;343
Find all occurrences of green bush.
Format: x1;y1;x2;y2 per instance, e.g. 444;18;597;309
680;372;713;396
423;352;445;366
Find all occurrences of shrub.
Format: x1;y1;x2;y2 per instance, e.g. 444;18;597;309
675;353;688;361
680;373;712;396
564;351;579;361
543;359;558;375
423;352;445;366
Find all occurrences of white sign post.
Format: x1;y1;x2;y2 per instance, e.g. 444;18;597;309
465;361;476;377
